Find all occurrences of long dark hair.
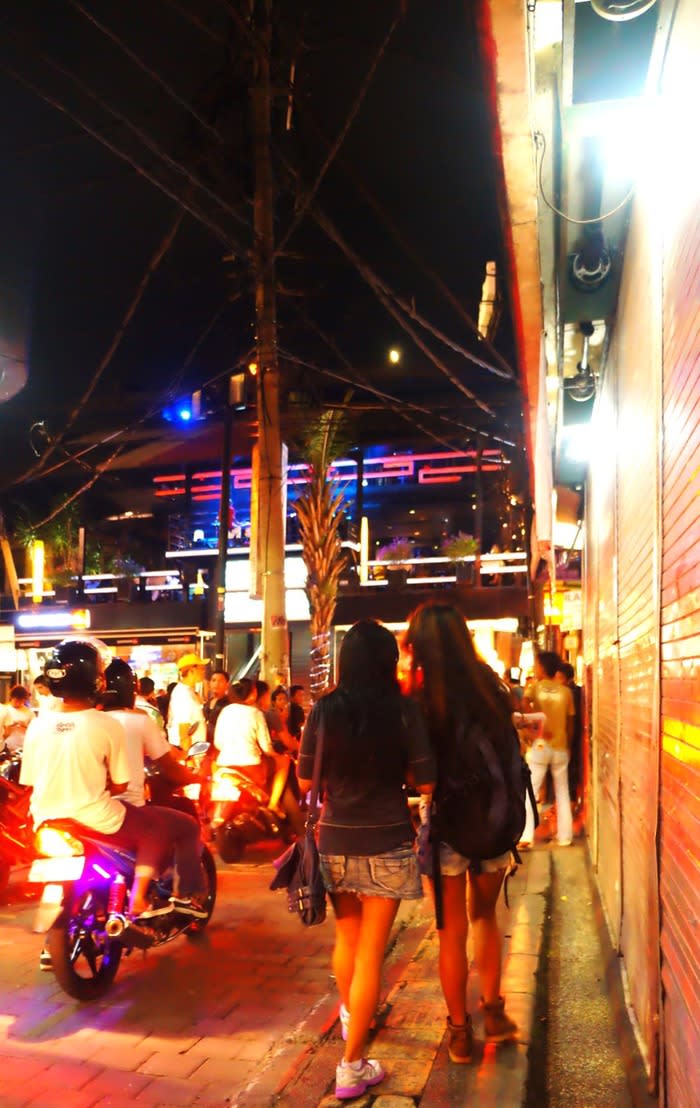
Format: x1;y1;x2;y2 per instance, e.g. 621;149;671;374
321;619;405;786
404;602;513;764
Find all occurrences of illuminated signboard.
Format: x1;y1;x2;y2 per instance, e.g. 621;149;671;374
224;556;310;624
16;609;92;632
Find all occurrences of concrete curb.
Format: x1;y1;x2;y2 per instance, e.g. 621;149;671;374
275;848;553;1107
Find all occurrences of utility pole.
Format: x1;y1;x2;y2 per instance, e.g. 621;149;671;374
251;0;289;686
214;401;233;668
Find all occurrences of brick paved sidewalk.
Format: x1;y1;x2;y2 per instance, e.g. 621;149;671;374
277;848;552;1107
0;847;550;1107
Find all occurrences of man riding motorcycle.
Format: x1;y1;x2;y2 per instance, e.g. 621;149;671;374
214;678;304;835
21;639;207;922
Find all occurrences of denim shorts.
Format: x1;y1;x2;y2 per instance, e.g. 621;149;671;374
319;842;423;900
439;842;513;876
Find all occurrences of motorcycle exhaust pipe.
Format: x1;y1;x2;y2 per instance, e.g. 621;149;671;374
105;913;154;949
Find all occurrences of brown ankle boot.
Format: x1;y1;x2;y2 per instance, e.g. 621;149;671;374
482;996;518;1043
447;1015;473;1063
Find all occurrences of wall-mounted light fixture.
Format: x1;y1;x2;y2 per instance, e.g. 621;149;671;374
565;321;597;403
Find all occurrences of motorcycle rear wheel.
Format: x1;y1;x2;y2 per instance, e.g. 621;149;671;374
47;886;122;1001
215;824;246;864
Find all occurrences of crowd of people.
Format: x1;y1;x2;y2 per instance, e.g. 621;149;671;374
2;613;583;1101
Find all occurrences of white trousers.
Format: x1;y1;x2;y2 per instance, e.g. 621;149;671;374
523;742;572;846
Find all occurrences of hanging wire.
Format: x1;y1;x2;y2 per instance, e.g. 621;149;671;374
67;0;226;142
0;61;237;248
534;130;635;225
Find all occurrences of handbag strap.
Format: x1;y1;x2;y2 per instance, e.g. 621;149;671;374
305;704;324;831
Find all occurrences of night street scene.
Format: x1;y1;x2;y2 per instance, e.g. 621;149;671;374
0;1;697;1107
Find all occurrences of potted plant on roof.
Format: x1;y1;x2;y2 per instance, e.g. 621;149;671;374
375;537;413;588
442;531;479;584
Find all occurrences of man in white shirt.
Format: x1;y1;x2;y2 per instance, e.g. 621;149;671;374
103;659;206;915
21;640;202;919
1;685;34;752
214;679;303;832
167;653;207;750
33;675;61;715
134;675;166;734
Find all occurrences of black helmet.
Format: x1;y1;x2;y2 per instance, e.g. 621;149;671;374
45;638;106;699
104;658;136;709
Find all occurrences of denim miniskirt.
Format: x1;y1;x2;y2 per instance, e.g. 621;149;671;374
319;842;422;900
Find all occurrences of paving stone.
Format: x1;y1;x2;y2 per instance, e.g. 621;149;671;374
500;952;540;996
133;1075;201;1105
138;1050;205;1078
373;1098;417;1107
81;1069;153;1099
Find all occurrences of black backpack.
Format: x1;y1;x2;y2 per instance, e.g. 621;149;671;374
432;713;536;874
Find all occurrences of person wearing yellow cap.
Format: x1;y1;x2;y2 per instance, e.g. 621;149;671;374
167;653;207;752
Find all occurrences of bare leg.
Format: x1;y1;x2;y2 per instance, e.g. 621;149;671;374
431;873;469;1025
467;868;507;1005
268;754;290;811
129;873;154;915
331;891;363;1010
344;896;400;1063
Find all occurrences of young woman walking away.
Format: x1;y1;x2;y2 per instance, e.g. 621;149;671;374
297;620;435;1100
403;602;518;1064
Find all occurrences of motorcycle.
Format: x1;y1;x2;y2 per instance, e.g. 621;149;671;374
0;749;34;898
28;818;217;1001
209;760;304;865
143;739;210;822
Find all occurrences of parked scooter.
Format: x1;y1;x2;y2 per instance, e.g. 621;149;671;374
28;818;217;1001
209;760;304;864
0;749;34;898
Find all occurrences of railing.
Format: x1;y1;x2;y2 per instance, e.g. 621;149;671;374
9;550;529;610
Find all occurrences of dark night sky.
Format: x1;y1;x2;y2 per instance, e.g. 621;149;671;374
0;0;523;527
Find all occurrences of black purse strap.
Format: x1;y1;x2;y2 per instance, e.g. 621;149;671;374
305;705;324;831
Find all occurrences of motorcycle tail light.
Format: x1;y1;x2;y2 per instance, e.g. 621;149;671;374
35;826;85;858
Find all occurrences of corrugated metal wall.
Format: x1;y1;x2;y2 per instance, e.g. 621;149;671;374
585;373;622;942
582;3;699;1101
658;4;700;1101
614;211;661;1081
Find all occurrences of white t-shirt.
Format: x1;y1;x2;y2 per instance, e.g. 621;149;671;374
1;704;34;752
167;682;206;748
214;703;273;767
20;708;129;834
135;695;166;733
110;708;171;807
35;691;61;715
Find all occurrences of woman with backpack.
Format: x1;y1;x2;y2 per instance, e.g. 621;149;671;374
297;619;435;1100
403;601;519;1063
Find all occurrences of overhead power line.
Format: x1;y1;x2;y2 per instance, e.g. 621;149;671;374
313;206;496;417
283;306;516;449
4;209;185;491
67;0;226;143
275;2;404;262
0;61;237;249
159;0;231;47
303;112;515;381
6;31;250;243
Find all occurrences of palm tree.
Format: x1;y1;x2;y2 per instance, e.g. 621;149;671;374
294;407;351;702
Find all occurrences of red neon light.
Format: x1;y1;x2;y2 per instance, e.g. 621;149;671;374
155;449;506;492
419;464;501;484
192;494;221;502
155;487;186;497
